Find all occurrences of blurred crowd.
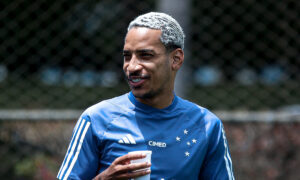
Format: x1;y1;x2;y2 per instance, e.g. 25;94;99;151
0;121;299;180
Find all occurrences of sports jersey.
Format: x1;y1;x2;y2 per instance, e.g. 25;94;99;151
57;92;234;180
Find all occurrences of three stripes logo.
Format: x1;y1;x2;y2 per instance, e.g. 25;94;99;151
118;134;136;144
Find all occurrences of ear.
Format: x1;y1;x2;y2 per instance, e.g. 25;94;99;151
171;48;184;71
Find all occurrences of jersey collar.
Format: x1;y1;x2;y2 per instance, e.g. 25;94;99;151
128;91;178;113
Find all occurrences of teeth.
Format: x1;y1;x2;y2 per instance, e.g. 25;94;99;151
132;79;141;83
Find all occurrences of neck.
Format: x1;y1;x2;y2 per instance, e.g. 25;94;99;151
136;91;174;109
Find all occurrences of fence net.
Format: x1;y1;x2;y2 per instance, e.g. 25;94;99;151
1;0;299;111
0;0;299;179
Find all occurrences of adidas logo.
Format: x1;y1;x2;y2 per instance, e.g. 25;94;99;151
118;134;136;144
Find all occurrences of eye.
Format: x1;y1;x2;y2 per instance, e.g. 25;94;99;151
123;53;131;61
140;53;153;59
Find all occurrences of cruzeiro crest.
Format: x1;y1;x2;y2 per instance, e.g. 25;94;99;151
175;129;197;157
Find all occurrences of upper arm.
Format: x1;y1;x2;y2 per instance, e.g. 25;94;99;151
57;115;100;180
199;119;234;180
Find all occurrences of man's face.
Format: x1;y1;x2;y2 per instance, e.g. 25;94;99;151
123;27;174;100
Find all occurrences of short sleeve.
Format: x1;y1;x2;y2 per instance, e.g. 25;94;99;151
57;114;100;180
199;119;235;180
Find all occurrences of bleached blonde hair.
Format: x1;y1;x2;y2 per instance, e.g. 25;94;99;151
128;12;185;50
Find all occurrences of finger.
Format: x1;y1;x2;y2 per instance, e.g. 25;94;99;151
127;162;151;172
117;169;151;179
113;153;146;165
114;161;151;174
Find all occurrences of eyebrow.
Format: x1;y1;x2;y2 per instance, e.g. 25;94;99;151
123;50;131;54
137;49;155;54
123;49;155;54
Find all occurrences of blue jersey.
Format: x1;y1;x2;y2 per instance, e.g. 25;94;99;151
57;92;234;180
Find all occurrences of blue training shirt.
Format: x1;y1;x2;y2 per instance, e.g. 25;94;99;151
57;92;234;180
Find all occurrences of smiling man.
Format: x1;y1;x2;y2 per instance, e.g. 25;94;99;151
57;12;234;180
123;26;182;109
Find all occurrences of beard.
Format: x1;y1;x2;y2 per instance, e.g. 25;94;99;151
131;85;164;99
124;62;172;100
125;75;170;100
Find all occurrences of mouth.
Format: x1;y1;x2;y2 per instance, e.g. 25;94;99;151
128;75;149;88
131;78;142;83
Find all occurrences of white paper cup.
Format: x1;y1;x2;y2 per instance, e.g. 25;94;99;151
128;150;152;180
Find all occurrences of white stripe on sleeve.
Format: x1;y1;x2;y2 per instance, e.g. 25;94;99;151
222;127;234;180
63;121;91;180
57;118;84;178
58;119;86;179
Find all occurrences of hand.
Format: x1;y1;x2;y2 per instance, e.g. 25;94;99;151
93;153;151;180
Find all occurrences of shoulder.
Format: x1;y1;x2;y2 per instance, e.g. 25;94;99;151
79;93;132;124
88;93;131;112
177;96;222;129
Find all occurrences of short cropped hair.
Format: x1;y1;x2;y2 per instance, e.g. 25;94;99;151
127;12;185;51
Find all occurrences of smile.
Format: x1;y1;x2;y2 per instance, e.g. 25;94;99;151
132;78;142;83
129;77;145;86
128;75;150;88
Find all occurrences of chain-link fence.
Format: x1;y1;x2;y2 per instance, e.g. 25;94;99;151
0;0;299;179
188;0;299;110
1;121;299;180
0;0;157;110
1;0;298;111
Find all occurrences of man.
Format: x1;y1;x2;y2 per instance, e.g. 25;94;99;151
57;12;234;180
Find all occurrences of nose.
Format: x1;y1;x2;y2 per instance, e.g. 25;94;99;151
127;55;142;73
